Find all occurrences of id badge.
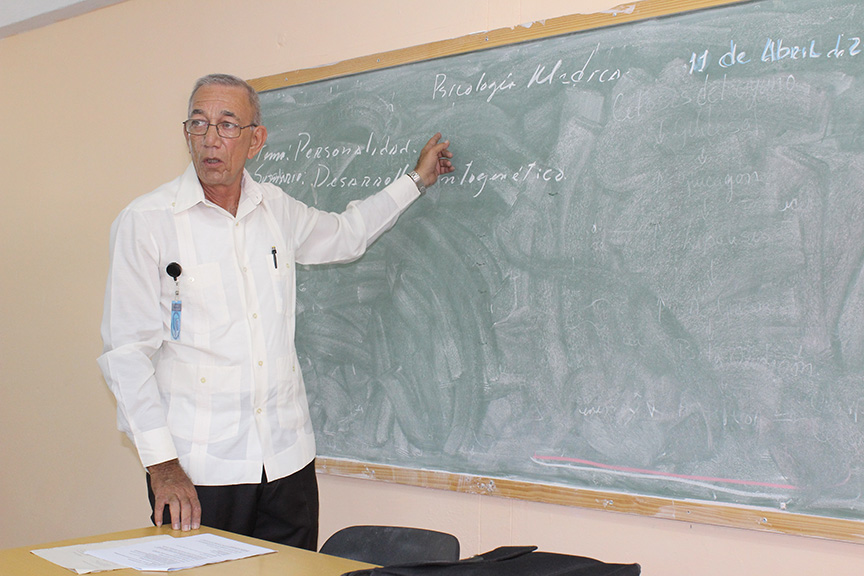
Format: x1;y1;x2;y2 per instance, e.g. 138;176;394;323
171;300;182;340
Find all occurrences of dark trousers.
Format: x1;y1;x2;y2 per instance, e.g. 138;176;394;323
147;460;319;550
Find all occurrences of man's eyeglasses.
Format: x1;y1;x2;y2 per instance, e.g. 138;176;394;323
183;119;257;139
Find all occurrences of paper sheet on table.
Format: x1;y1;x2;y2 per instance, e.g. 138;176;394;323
84;533;276;571
31;535;173;574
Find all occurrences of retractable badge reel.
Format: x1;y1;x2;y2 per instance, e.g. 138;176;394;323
166;262;182;340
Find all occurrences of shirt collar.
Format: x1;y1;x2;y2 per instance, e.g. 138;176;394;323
172;164;263;215
236;170;264;220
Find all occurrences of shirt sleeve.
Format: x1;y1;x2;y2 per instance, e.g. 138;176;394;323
293;174;421;265
97;208;178;469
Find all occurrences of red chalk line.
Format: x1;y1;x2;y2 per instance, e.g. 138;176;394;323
533;454;798;490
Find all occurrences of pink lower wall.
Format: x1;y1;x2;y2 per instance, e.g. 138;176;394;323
1;1;863;573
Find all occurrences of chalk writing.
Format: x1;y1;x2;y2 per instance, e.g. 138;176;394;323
688;32;863;74
526;44;622;88
460;160;565;197
430;43;625;105
433;71;517;103
254;132;414;166
311;164;410;190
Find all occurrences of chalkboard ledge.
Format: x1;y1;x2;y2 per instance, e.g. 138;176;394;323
317;457;864;545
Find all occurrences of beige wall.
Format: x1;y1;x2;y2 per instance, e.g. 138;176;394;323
2;0;863;573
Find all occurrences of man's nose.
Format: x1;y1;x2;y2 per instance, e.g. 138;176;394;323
202;124;222;145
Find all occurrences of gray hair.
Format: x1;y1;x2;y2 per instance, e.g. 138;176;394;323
188;73;262;126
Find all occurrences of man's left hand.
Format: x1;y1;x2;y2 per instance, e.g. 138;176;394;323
413;133;455;188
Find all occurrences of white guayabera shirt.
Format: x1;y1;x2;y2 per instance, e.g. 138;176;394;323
99;164;419;485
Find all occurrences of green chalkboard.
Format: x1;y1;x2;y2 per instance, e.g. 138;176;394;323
248;0;864;525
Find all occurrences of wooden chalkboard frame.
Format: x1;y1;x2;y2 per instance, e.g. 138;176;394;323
250;0;864;544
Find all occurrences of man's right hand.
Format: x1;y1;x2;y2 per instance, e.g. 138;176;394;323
147;459;201;531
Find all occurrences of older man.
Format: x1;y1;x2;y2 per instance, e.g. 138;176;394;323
98;73;454;548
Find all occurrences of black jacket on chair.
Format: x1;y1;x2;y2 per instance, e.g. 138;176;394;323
341;545;640;576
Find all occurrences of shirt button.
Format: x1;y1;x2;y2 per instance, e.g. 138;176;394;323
258;360;264;366
256;408;263;415
252;313;258;319
200;377;206;383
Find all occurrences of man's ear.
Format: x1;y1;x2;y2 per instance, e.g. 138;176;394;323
247;125;268;159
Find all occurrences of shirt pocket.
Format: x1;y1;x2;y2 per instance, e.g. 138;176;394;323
173;263;231;335
268;249;294;316
167;362;242;444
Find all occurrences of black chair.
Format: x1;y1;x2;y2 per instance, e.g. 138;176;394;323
319;525;460;565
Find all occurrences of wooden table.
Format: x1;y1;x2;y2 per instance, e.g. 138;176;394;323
0;526;374;576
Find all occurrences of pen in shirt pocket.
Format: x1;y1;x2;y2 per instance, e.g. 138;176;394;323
271;247;278;269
